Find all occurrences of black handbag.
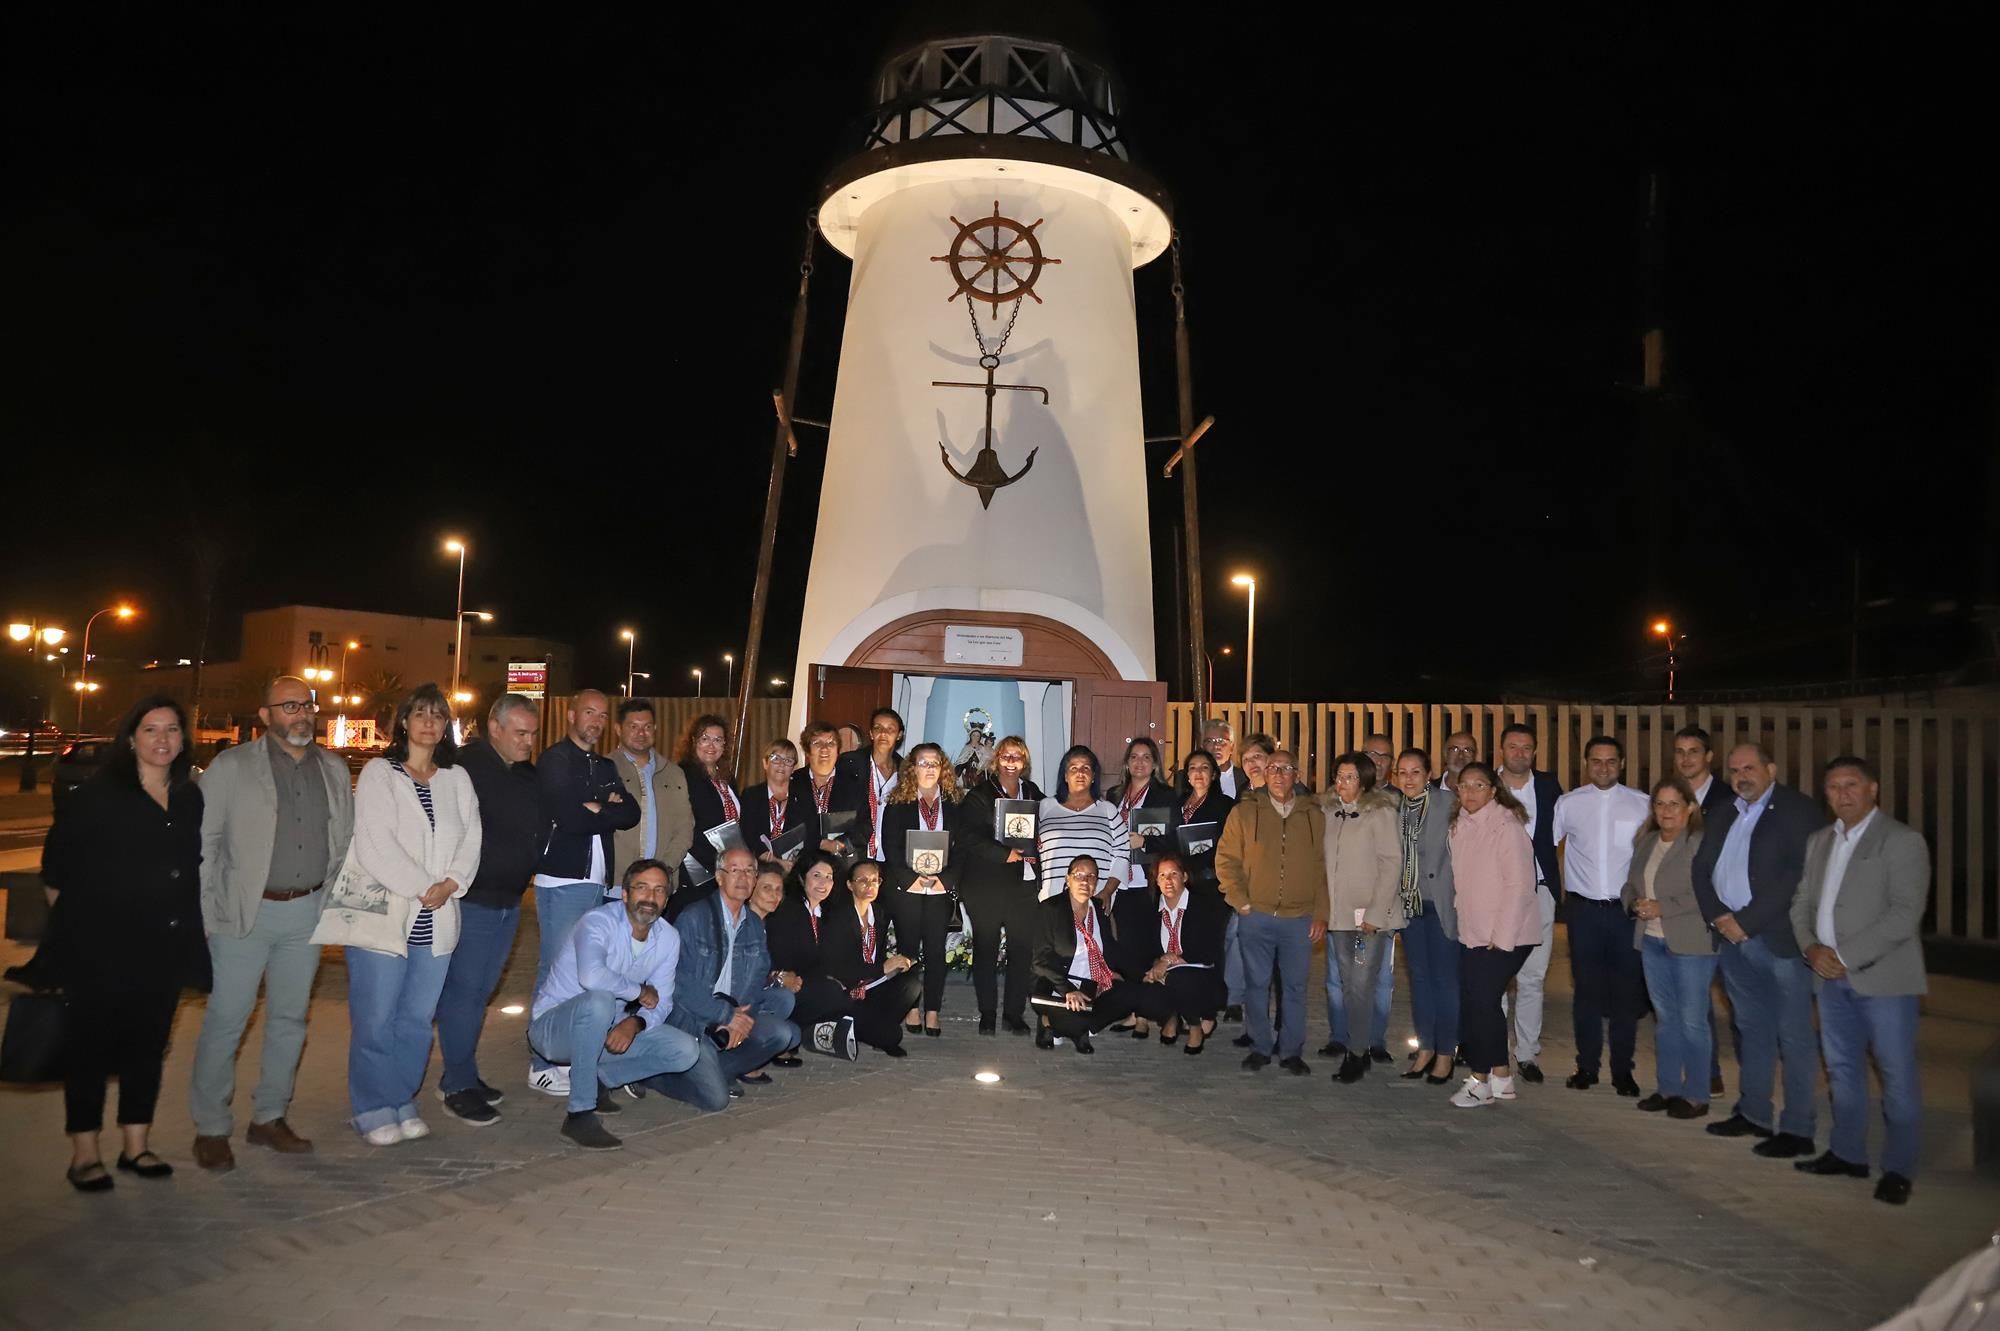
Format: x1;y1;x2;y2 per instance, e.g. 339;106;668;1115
0;990;68;1083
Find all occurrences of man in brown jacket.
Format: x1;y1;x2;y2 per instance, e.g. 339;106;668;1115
1216;750;1329;1074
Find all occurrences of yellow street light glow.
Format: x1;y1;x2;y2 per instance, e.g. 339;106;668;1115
39;627;65;646
444;539;464;554
7;624;30;642
620;628;634;641
1230;573;1255;588
453;691;473;704
499;1004;525;1016
472;611;494;622
115;606;135;620
973;1071;1002;1085
1652;620;1671;636
347;640;359;650
770;678;785;688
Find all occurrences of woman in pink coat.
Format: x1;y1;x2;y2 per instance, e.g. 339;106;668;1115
1446;762;1540;1108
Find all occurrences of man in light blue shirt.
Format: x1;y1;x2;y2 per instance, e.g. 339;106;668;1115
528;859;704;1149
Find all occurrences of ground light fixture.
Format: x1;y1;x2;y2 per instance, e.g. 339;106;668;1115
499;1004;526;1016
972;1070;1002;1085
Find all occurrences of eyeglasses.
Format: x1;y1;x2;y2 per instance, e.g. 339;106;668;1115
1446;745;1474;756
766;754;797;766
913;759;943;770
808;738;839;750
266;700;317;715
1268;764;1297;774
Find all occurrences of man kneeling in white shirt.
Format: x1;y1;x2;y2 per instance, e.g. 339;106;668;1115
528;859;704;1149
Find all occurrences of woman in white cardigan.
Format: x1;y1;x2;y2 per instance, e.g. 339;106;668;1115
337;685;480;1145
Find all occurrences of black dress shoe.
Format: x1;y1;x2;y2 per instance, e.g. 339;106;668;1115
1705;1113;1773;1138
1317;1041;1347;1059
1752;1132;1815;1160
978;1013;997;1035
1635;1093;1671;1113
1242;1052;1271;1072
925;1026;941;1038
1185;1038;1205;1056
1232;1033;1255;1048
1795;1150;1869;1178
1368;1045;1392;1065
1278;1056;1311;1076
1159;1027;1179;1046
116;1151;175;1179
1003;1014;1031;1035
1035;1025;1056;1050
1565;1071;1598;1090
1401;1054;1436;1080
1336;1054;1368;1084
1666;1098;1709;1120
66;1161;113;1193
1074;1034;1095;1054
1874;1172;1913;1205
1224;1005;1244;1022
1612;1076;1642;1098
1424;1060;1456;1086
881;1044;908;1058
905;1020;922;1034
1517;1062;1544;1084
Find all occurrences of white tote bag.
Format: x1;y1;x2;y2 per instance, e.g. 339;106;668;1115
308;846;413;956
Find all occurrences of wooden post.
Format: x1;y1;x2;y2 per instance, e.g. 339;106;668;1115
1171;234;1209;735
734;215;817;782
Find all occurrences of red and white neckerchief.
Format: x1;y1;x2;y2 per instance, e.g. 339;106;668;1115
766;787;788;836
1075;908;1115;989
713;776;739;823
811;774;834;814
866;761;894;858
1182;790;1203;822
806;901;820;942
1160;900;1184;955
1118;782;1148;826
861;907;877;962
918;793;942;830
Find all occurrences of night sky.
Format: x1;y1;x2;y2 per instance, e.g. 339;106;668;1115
5;7;1993;710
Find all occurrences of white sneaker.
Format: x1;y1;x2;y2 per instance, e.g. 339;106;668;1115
529;1065;571;1097
360;1124;403;1147
1489;1074;1517;1101
398;1116;431;1141
1451;1075;1496;1108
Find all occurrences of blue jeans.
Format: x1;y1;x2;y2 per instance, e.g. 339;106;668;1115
1324;933;1395;1050
1238;912;1312;1059
1401;907;1461;1055
1718;933;1818;1138
642;1041;731;1112
531;881;606;1072
345;944;451;1132
1640;936;1719;1103
1819;976;1921;1177
1223;910;1245;1008
528;991;703;1114
436;901;520;1094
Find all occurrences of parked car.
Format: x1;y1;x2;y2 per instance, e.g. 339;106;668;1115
0;722;64;757
50;739;111;794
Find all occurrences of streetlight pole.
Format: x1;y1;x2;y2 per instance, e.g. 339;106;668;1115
722;653;734;700
1231;574;1257;725
692;667;703;698
10;622;67;791
445;539;467;699
340;639;359;695
77;604;135;732
621;629;637;698
1651;619;1683;703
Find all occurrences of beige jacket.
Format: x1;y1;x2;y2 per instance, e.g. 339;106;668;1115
1216;790;1329;922
611;747;696;887
1321;788;1405;930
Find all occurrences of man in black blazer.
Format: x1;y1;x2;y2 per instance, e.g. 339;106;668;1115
1496;724;1564;1083
1673;726;1732;820
1693;743;1828;1158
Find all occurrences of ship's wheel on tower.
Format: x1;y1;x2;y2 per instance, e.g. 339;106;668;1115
782;5;1182;774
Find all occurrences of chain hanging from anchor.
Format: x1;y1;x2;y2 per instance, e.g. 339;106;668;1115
966;289;1022;370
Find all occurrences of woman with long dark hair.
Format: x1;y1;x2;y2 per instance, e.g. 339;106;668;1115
880;742;965;1037
810;859;923;1055
1034;745;1127;902
1105;737;1179;1034
956;735;1045;1034
328;684;480;1146
676;713;741;888
42;695;209;1190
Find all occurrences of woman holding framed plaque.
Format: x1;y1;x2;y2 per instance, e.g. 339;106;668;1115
880;743;965;1038
675;714;742;894
957;736;1046;1035
1105;737;1180;1034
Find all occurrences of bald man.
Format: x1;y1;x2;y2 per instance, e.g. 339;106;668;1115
1438;732;1478;794
527;689;642;1097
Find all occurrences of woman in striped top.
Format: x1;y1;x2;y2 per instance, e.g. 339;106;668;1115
344;685;480;1147
1034;745;1129;902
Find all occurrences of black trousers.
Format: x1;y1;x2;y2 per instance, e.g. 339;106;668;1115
890;891;954;1014
1035;979;1172;1042
64;972;181;1135
1160;966;1225;1026
1567;897;1650;1078
1459;944;1535;1073
1108;888;1158;982
961;880;1038;1020
796;972;924;1051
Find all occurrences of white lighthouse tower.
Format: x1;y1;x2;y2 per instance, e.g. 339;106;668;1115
791;11;1173;769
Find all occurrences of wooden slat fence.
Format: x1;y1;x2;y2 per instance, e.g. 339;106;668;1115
1166;701;2000;943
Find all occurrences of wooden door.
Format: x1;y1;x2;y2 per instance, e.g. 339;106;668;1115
1073;677;1169;779
806;664;894;732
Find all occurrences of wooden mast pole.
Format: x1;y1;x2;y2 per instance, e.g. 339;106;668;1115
1170;232;1210;736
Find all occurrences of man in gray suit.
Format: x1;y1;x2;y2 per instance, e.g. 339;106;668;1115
1790;755;1930;1206
190;675;354;1171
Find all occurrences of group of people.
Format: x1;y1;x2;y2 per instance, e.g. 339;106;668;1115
39;686;1930;1206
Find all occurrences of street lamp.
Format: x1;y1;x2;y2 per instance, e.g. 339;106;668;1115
722;652;735;700
769;677;785;690
340;639;361;695
444;538;467;698
691;667;703;697
1651;619;1686;703
75;604;135;732
621;628;637;698
1230;574;1257;723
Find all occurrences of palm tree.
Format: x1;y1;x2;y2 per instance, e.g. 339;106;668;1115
347;669;405;737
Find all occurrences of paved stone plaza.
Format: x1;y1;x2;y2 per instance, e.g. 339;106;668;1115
1;909;1994;1331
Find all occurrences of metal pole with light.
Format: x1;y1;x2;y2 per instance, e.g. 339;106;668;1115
340;639;359;695
692;667;703;698
1651;619;1683;703
454;611;492;706
11;622;67;791
77;604;136;731
621;629;636;697
722;653;734;700
444;539;467;699
1230;574;1257;725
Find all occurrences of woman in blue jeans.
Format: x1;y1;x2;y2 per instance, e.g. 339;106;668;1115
330;686;481;1146
1390;749;1461;1084
1620;775;1714;1119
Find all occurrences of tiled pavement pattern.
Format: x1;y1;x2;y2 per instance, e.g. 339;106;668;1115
0;902;1994;1331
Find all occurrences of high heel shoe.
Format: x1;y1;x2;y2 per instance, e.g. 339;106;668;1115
905;1020;923;1034
1401;1053;1436;1080
1425;1059;1457;1085
1184;1034;1206;1056
1159;1026;1180;1046
925;1025;941;1038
